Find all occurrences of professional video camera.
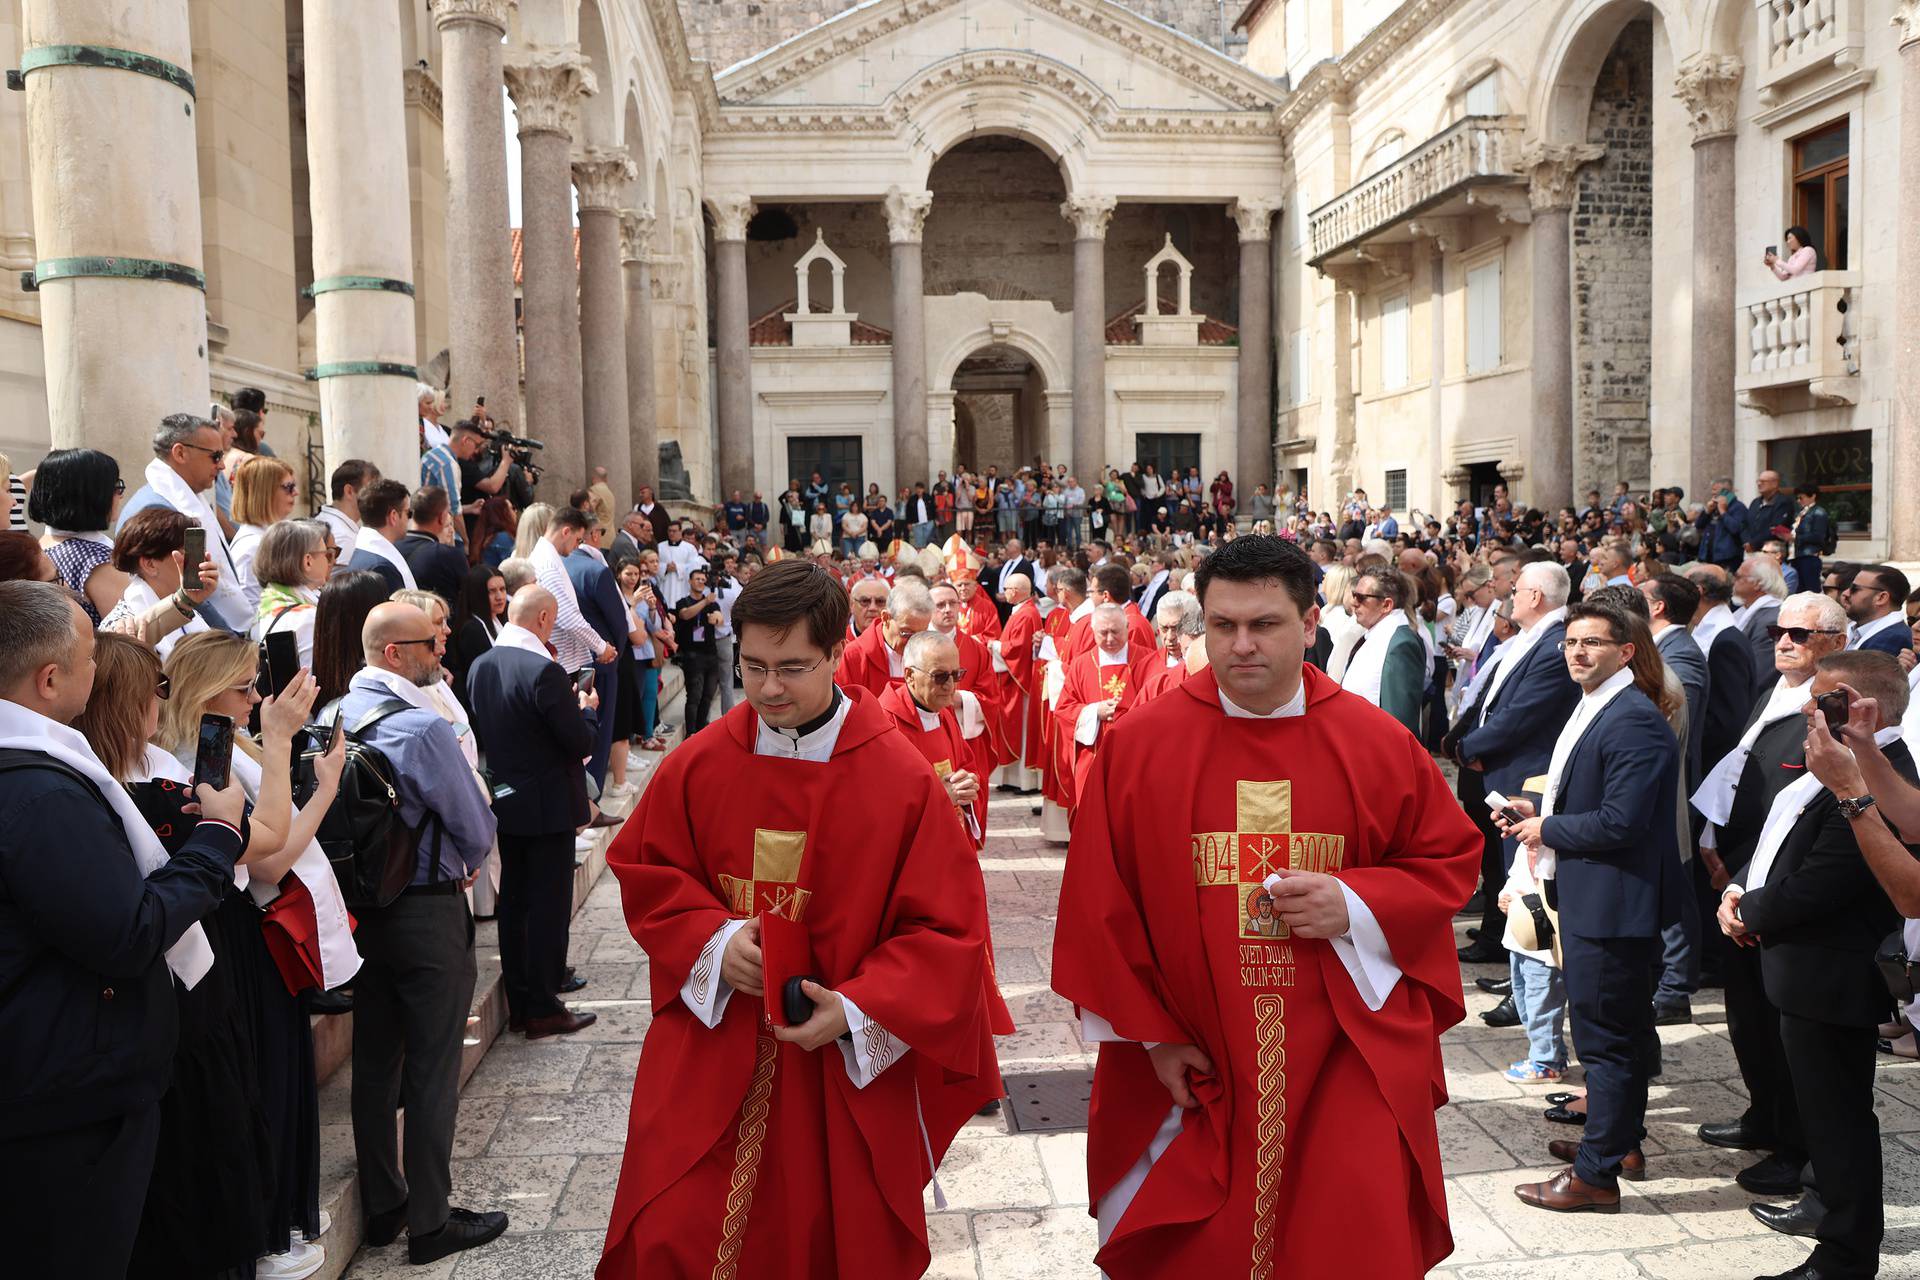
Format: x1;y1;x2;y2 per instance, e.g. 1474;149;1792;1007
475;412;545;508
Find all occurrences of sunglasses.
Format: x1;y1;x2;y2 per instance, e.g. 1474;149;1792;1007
279;481;299;495
155;673;171;701
911;668;968;686
177;442;225;464
1350;592;1389;603
113;478;127;495
1766;624;1844;644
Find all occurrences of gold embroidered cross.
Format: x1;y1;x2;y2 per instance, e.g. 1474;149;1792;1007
1102;672;1129;700
1191;780;1345;939
719;828;813;923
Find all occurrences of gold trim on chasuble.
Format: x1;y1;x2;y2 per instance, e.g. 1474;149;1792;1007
1190;781;1341;1275
718;828;813;923
1101;672;1129;700
712;1031;779;1280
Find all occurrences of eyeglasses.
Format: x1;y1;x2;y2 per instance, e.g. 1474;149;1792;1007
1844;581;1885;597
909;667;968;686
1559;637;1622;653
154;673;171;701
279;482;299;495
386;637;437;650
1765;624;1844;644
739;656;828;682
113;478;127;496
1350;592;1389;604
177;442;225;464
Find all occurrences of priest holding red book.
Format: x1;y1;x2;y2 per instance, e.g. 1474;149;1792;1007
1053;536;1480;1278
598;561;1004;1279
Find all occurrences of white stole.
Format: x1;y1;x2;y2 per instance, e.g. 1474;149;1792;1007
1745;727;1905;891
1338;612;1407;707
1690;676;1813;827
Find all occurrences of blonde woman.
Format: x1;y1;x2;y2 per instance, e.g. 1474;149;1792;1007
1320;563;1362;681
229;454;298;602
513;500;555;560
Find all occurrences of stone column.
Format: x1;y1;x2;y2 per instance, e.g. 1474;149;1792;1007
711;194;756;500
504;46;594;497
21;1;209;463
1890;7;1920;559
1521;143;1603;513
435;0;519;418
885;187;932;493
621;206;658;498
1062;195;1116;482
1675;54;1743;502
1231;199;1280;500
574;148;636;513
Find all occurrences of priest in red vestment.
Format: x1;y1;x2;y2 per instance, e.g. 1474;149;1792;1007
1137;588;1203;703
929;582;1013;770
1037;567;1091;840
1053;536;1479;1279
1063;562;1155;663
1054;605;1165;808
847;576;890;642
955;575;1002;642
834;579;931;695
996;573;1045;784
599;561;1004;1280
878;631;987;844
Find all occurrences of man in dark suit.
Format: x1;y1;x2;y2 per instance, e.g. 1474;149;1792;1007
1744;469;1798;556
398;485;471;604
994;539;1039;624
1686;564;1758;776
564;525;628;791
1139;550;1177;621
631;484;671;546
1690;591;1848;1200
1788;484;1832;598
1842;563;1912;655
1721;651;1915;1279
346;478;415;597
1696;477;1749;572
1441;602;1519;971
1505;601;1680;1213
1642;574;1708;786
465;586;599;1040
1736;556;1789;697
1454;561;1580;967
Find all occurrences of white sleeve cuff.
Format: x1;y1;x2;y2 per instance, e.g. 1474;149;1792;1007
1080;1009;1159;1051
1038;635;1059;662
680;917;750;1029
1075;701;1103;746
1328;883;1402;1012
1699;825;1718;851
836;993;909;1088
956;689;987;740
990;642;1010;674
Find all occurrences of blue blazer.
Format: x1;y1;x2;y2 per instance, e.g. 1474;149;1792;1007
1697;499;1748;563
1856;622;1914;656
565;548;630;655
1655;626;1709;786
345;547;404;597
1456;620;1581;798
1540;685;1681;939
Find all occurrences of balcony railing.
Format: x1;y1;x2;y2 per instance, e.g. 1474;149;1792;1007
1307;115;1522;267
1756;0;1864;100
1735;269;1859;414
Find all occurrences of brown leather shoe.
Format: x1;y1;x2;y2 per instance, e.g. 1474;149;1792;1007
1547;1139;1646;1182
525;1009;598;1040
1514;1168;1621;1213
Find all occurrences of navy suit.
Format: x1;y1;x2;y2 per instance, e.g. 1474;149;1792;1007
398;531;468;605
565;548;628;789
1736;598;1781;701
1854;618;1913;656
1654;625;1710;1007
346;547;404;597
1457;620;1580;803
1744;494;1797;553
1698;624;1758;776
1539;685;1682;1190
1655;627;1709;787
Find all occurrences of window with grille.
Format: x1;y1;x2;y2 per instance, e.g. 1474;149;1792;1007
786;436;864;497
1384;470;1407;512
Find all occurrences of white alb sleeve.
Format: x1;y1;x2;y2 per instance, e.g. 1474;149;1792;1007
680;917;751;1029
1074;701;1103;746
1329;883;1402;1011
836;993;909;1088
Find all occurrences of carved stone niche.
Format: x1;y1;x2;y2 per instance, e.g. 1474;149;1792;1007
784;229;856;347
1137;235;1203;347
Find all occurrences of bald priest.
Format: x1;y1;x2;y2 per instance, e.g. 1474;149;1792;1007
1053;535;1481;1278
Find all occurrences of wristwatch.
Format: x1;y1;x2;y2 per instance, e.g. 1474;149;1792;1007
1837;793;1877;820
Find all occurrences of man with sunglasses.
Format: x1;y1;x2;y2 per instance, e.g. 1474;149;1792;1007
1841;564;1913;655
120;412;254;634
879;630;985;843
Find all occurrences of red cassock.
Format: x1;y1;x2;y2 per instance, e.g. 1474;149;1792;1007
1052;645;1165;809
877;682;987;846
948;628;1015;771
958;597;1002;643
999;600;1045;772
1052;666;1480;1279
1135;654;1187;704
834;620;901;696
1063;603;1155;664
1037;607;1077;808
598;691;1006;1280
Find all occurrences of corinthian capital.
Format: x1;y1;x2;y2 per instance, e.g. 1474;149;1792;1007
1519;142;1605;213
1230;198;1282;243
709;194;757;242
503;46;596;139
1060;195;1117;241
432;0;516;34
1673;54;1744;143
1898;4;1920;49
883;187;932;245
572;148;636;211
620;207;656;262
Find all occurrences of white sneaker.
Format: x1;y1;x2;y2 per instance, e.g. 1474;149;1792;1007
574;835;597;853
313;1210;332;1238
257;1238;324;1280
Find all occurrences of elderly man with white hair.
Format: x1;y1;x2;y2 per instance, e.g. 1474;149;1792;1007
877;629;987;843
993;571;1047;793
834;578;932;695
1054;603;1162;807
1139;589;1204;701
1735;554;1791;686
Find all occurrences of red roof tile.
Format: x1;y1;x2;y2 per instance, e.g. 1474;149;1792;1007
748;301;893;346
509;227;581;287
1105;300;1238;345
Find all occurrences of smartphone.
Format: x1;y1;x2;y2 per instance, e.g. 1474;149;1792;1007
193;713;236;791
1815;688;1851;733
1485;790;1526;827
1765;244;1778;259
182;525;207;590
262;631;300;699
475;395;486;408
574;668;597;697
327;708;345;755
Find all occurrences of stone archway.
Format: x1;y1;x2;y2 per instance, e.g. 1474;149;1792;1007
951;342;1048;475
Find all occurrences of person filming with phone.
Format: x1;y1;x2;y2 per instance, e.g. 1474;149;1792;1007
0;580;248;1278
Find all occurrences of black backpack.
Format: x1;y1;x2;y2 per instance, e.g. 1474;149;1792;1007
294;700;442;911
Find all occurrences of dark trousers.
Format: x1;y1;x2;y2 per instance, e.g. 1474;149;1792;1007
584;659;617;790
1456;769;1506;941
1781;1012;1881;1277
351;889;477;1238
1656;871;1700;1005
1724;938;1806;1163
498;830;577;1022
1791;555;1823;595
0;1104;160;1280
1563;932;1657;1189
681;654;719;735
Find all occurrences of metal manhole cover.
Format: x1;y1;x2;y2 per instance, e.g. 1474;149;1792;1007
1002;1068;1094;1134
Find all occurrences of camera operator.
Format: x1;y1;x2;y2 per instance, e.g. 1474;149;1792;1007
673;566;725;735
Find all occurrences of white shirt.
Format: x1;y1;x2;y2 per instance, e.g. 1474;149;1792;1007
420;417;449;452
657;539;706;606
1692;603;1737;654
1478;605;1567;721
316;504;360;555
531;537;600;672
1528;666;1636;878
353;525;418;591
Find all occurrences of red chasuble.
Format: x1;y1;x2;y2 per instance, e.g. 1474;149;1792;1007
598;691;1005;1280
1052;666;1479;1279
1037;607;1077;807
1052;645;1165;809
947;628;1015;770
958;597;1002;643
834;620;901;696
1064;604;1155;664
999;600;1044;771
1136;654;1187;704
877;682;985;843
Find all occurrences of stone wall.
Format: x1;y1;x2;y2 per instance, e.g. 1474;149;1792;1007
1572;18;1653;497
678;0;1244;75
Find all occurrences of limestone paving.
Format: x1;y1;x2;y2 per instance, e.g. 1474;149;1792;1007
344;789;1920;1278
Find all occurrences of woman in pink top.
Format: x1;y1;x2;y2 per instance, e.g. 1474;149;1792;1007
1765;226;1819;280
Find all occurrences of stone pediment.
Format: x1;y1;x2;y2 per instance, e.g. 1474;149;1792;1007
715;0;1283;118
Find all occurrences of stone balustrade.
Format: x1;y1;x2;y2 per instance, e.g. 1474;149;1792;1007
1735;269;1860;413
1755;0;1865;99
1307;115;1521;266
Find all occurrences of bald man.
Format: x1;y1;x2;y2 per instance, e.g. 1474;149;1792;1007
995;572;1046;792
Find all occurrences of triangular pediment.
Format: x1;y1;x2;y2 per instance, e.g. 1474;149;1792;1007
716;0;1283;116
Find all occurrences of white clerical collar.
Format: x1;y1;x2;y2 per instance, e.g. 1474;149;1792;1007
1218;682;1307;719
1165;652;1182;668
886;643;905;677
1097;646;1129;666
756;688;852;760
493;622;552;659
912;701;941;731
